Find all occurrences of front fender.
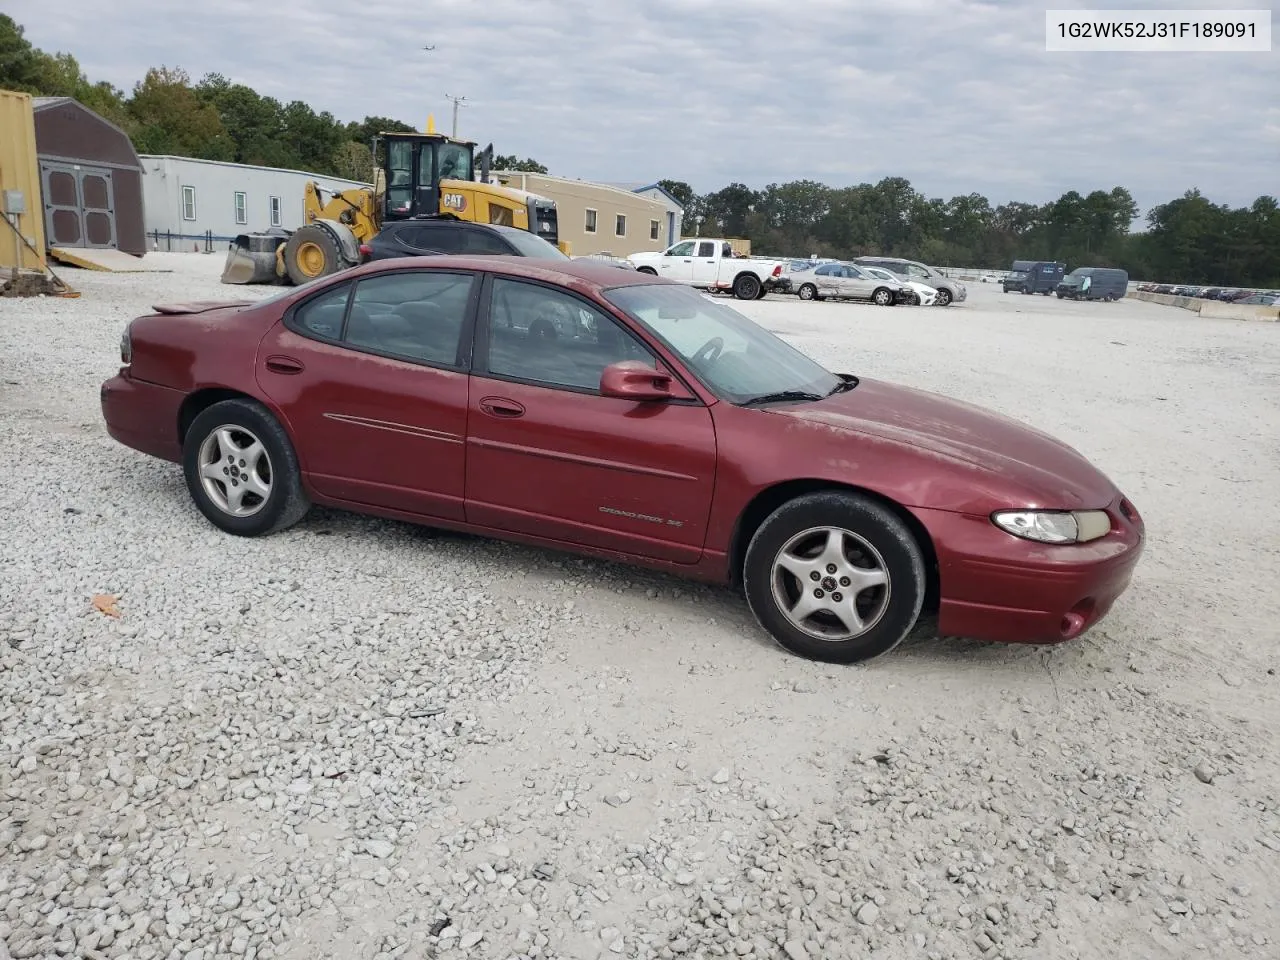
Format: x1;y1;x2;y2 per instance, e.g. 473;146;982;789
311;219;360;267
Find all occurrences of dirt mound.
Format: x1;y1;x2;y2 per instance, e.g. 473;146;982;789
0;272;74;297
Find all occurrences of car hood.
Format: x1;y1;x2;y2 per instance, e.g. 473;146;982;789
771;378;1118;509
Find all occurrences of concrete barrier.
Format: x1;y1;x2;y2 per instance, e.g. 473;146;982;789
1126;290;1278;321
1197;299;1280;322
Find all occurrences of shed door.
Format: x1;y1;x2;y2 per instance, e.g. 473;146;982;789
40;161;117;249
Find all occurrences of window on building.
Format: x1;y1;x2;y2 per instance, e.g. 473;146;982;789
181;186;196;221
650;219;660;241
584;208;597;233
615;214;626;237
234;191;247;225
269;196;282;227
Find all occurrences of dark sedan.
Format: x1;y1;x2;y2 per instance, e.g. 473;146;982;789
100;257;1144;664
359;219;569;263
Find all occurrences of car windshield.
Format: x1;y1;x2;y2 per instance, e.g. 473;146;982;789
498;228;570;260
602;283;841;404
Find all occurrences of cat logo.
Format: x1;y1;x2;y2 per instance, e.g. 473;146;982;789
442;192;467;213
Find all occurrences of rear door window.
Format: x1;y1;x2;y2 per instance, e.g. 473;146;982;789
407;225;461;254
458;228;514;255
290;282;352;340
343;271;477;367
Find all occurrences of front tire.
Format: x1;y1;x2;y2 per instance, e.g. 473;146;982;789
636;266;657;276
872;287;895;306
182;399;311;537
798;283;817;301
283;225;347;285
733;273;762;300
935;288;953;306
743;491;927;663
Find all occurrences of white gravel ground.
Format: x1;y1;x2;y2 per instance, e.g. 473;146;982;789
2;252;1278;960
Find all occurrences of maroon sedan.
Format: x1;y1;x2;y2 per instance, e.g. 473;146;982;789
101;256;1144;663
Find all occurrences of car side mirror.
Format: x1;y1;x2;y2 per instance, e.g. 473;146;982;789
599;361;679;401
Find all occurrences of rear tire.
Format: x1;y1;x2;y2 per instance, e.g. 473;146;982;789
743;491;927;664
284;225;347;285
798;283;817;301
182;399;311;537
733;273;762;300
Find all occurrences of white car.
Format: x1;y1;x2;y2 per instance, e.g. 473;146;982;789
859;265;938;306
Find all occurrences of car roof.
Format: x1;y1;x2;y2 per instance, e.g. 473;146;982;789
339;254;670;293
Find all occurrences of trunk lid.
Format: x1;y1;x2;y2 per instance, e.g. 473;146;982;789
150;300;256;315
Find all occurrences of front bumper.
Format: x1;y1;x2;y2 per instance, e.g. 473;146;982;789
100;369;185;464
766;277;790;293
912;494;1145;644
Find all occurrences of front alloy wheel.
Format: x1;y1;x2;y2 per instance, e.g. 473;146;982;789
743;491;927;663
770;527;891;641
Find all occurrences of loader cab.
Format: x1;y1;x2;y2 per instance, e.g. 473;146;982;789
380;132;476;220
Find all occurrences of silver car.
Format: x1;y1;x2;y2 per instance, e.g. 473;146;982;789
854;256;967;306
789;261;910;306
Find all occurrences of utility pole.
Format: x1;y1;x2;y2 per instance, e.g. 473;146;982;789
443;94;468;137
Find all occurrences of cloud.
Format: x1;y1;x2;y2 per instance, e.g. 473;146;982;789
9;0;1277;216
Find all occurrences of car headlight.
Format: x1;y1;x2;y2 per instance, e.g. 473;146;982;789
120;327;132;364
991;509;1111;544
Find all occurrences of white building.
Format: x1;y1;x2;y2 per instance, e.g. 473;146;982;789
138;155;370;248
601;182;687;245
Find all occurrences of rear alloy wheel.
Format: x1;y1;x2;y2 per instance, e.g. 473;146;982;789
872;287;895;306
743;491;927;663
798;283;817;301
935;288;953;306
183;399;311;537
733;273;762;300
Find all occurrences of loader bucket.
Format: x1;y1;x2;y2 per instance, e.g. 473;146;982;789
220;231;288;285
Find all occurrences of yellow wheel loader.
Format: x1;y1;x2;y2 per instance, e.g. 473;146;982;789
221;122;568;285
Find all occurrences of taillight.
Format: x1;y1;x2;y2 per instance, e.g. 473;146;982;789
772;264;782;276
358;244;372;259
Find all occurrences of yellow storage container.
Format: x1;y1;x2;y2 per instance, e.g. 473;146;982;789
0;88;47;273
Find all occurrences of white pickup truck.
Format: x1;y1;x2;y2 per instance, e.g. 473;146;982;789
628;238;786;300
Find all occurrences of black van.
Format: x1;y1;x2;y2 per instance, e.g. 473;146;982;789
1003;260;1065;295
1056;267;1129;301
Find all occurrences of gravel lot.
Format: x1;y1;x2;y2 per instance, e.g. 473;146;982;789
2;253;1278;960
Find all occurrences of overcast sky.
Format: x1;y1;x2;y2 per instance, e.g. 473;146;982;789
9;0;1277;217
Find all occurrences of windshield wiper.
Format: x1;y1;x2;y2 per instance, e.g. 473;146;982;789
739;390;825;407
826;375;859;396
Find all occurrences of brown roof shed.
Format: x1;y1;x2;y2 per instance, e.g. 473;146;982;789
32;97;146;257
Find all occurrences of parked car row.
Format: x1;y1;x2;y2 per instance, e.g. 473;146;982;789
776;256;966;307
357;223;978;309
1135;282;1280;304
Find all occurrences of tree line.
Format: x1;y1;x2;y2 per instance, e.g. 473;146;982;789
2;15;1275;286
655;179;1280;288
0;16;548;182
